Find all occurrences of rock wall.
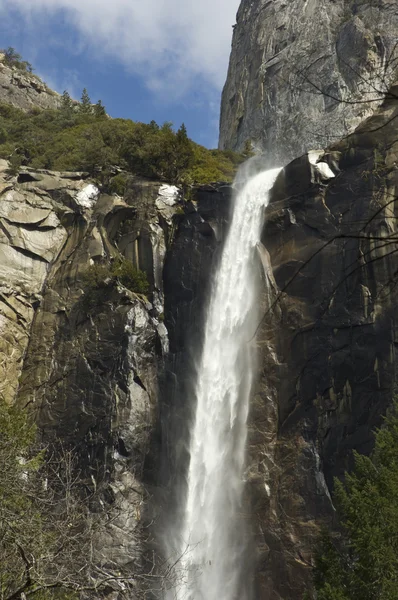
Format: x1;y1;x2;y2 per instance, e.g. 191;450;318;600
219;0;398;166
0;62;60;111
161;92;398;598
0;161;180;590
247;88;398;599
159;183;233;481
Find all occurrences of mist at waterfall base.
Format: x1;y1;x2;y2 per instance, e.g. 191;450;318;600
164;164;282;600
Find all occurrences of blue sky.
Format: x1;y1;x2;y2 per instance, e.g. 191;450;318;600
0;0;240;148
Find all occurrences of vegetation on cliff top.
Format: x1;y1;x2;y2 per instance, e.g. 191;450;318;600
0;59;251;185
0;47;33;73
311;403;398;600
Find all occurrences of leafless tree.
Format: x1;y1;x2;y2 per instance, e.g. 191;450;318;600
0;433;191;600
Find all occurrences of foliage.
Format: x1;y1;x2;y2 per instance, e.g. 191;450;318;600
0;394;182;598
79;88;92;114
311;402;398;600
0;99;246;183
242;139;255;158
0;47;33;73
112;257;149;293
187;144;245;184
82;257;149;310
0;398;83;600
93;99;106;118
108;172;129;196
60;90;73;112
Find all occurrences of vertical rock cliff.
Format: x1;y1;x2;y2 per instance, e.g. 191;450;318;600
249;89;398;598
219;0;398;164
160;91;398;598
0;163;178;589
217;0;398;595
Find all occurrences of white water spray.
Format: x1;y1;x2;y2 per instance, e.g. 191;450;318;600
171;167;282;600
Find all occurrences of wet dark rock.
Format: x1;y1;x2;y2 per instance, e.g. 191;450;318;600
160;96;398;598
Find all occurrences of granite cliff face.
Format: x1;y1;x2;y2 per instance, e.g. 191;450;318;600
0;61;60;111
161;91;398;598
0;161;178;587
219;0;398;165
249;88;398;598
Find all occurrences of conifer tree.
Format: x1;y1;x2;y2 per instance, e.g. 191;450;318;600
93;99;106;118
79;88;92;114
312;402;398;600
2;47;22;66
61;90;72;112
171;123;194;182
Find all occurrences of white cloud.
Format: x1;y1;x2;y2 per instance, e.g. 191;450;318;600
0;0;239;97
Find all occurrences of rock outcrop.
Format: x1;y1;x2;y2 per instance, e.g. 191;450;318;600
219;0;398;165
0;62;60;111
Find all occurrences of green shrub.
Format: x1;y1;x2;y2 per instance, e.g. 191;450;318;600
112;257;149;294
108;172;129;196
82;257;149;306
0;47;33;72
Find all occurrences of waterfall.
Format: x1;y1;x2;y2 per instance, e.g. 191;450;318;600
170;167;282;600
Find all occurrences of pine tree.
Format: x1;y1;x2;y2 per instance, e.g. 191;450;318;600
171;123;194;182
79;88;92;114
93;99;106;118
312;402;398;600
61;90;73;112
2;47;22;66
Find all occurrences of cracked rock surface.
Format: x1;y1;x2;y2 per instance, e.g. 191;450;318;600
219;0;398;166
0;62;60;111
0;164;180;585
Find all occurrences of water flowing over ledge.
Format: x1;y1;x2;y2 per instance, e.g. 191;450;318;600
168;167;282;600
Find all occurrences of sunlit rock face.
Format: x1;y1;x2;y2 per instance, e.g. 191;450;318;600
0;62;61;111
219;0;398;165
0;164;180;587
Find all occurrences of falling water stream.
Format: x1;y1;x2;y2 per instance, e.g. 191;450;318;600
171;167;282;600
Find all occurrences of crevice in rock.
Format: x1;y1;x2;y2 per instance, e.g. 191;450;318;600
10;245;49;263
133;375;147;391
115;437;130;457
0;219;12;243
3;216;57;231
0;293;30;324
17;172;40;183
